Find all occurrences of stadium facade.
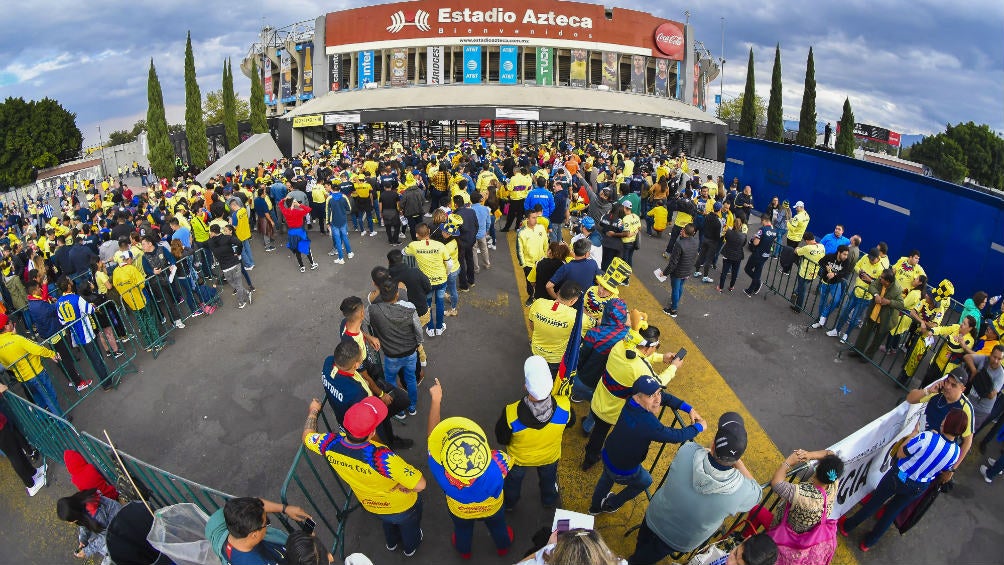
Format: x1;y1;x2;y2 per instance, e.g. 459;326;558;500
240;0;725;158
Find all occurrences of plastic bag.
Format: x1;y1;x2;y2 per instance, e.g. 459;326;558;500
147;503;220;565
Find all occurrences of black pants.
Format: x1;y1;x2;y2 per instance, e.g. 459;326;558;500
583;412;613;466
407;215;423;240
458;243;475;288
293;251;316;269
502;199;525;231
150;277;182;322
52;338;84;385
0;420;37;487
310;203;327;232
744;257;768;293
628;519;681;565
601;246;620;271
664;224;683;254
385;220;401;243
719;259;741;289
978;395;1004;449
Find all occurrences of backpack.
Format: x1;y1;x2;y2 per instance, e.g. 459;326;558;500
971;366;995;399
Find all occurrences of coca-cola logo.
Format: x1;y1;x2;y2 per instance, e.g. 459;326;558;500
654;22;685;59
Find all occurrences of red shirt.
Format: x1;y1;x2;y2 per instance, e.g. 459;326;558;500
279;200;311;229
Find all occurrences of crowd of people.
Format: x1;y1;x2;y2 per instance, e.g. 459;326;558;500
0;135;1001;565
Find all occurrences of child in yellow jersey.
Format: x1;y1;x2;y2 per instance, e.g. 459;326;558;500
646;202;669;237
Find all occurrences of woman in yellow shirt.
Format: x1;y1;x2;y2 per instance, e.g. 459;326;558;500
921;315;977;387
432;210;462;317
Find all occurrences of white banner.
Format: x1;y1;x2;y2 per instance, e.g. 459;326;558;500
826;400;926;517
427;46;444;85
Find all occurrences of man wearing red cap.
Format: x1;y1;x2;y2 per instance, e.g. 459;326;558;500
302;396;426;557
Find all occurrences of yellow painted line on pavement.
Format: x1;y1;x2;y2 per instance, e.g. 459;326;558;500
507;232;857;565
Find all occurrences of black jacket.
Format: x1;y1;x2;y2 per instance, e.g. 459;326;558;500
206;234;241;270
389;263;431;316
721;229;747;262
666;234;700;279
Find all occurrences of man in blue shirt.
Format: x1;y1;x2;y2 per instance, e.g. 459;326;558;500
471;192;493;271
589;375;704;515
546;238;602;299
818;224;850;255
525;177;555;221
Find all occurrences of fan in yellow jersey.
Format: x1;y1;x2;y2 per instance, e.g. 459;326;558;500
501;167;532;232
784;200;810;249
404;223;452;337
426;379;514;559
827;248;886;342
620;200;642;269
516;209;549;306
528;282;582;377
920;315;978;387
494;356;574;511
302;396;427;557
583;325;686;470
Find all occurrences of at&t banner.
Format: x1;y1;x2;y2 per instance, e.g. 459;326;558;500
499;45;518;85
463;45;482;84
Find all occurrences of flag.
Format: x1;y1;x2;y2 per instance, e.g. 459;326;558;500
552;294;585;398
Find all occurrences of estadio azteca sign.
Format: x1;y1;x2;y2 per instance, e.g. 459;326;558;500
435;7;593;28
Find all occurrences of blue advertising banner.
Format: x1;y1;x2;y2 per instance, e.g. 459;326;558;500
463;46;482;84
499;45;518;85
358;50;375;87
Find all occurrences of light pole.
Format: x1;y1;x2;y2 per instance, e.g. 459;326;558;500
719;17;726;100
97;125;107;178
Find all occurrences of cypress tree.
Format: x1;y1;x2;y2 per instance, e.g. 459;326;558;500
222;59;239;150
796;47;817;147
184;32;208;168
835;98;856;157
737;48;757;137
764;44;784;142
249;57;268;134
146;59;175;180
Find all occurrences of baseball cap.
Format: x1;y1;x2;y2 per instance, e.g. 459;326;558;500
794;200;805;208
621;200;633;209
524;356;552;400
714;412;748;464
581;216;596;230
343;397;388;439
947;366;969;386
713;202;723;212
631;375;662;396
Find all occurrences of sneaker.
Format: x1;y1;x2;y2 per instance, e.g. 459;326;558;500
265;246;276;252
752;283;763;295
120;335;131;343
426;327;436;337
347;252;355;259
435;324;446;336
424;212;433;217
369;231;378;237
245;265;255;271
238;302;248;309
489;244;497;250
76;379;93;392
744;289;753;298
858;541;870;553
32;462;46;481
190;309;203;317
27;474;46;497
702;276;714;284
386;542;399;552
525;297;534;306
990;457;998;466
328;249;336;256
840;333;848;343
113;351;125;359
980;464;994;483
663;307;677;318
653;269;667;283
334;258;345;264
570;392;586;403
403;529;423;557
300;266;306;273
174;320;186;329
233;289;238;296
394;411;407;421
825;329;839;338
459;286;470;293
811;322;823;329
408;407;418;417
310;262;319;270
445;308;458;317
693;271;703;278
588;492;617;515
716;286;723;293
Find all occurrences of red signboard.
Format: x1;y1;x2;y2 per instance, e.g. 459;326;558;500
480;119;518;139
653;22;684;60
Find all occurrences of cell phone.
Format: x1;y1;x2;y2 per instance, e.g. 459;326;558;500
301;518;316;535
556;519;570;534
675;347;688;361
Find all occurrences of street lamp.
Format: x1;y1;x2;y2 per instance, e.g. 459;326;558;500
97;125;107;178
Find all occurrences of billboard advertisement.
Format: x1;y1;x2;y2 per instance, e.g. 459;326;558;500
653;58;669;97
358;50;375;86
536;47;553;86
427;46;444;84
569;49;587;87
499;45;518;84
263;55;275;105
279;48;294;103
480;119;518;139
390;48;408;87
653;22;685;60
301;44;313;98
463;45;482;84
601;51;618;89
329;54;341;91
848;123;902;147
630;55;646;93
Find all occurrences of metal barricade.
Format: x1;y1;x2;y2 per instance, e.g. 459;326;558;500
0;388;100;464
279;398;359;559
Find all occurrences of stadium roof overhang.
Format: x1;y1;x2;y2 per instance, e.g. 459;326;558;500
282;84;725;134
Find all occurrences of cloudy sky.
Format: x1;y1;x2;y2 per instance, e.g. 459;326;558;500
1;0;1000;146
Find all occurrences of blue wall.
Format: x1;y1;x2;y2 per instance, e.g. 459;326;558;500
724;135;1004;300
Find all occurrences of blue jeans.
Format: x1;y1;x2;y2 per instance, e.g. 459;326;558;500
450;506;511;555
23;371;64;417
548;221;562;243
383;351;419;412
794;276;812;310
426;283;446;331
241;239;254;268
445;271;459;310
330;224;351;259
668;278;685;310
773;227;788;257
818;281;844;318
381;497;424;554
590;465;652;512
841;468;930;548
504;462;558;509
572;376;595;403
835;294;869;335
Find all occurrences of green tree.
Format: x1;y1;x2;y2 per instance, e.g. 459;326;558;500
737;48;757;137
130;119;146;137
249;58;268;134
222;59;239;149
909;134;968;183
0;96;82;187
834;98;856;157
146;59;176;180
764;44;784;142
943;122;1004;189
796;47;817;147
716;94;766;129
107;129;136;145
184;31;209;168
203;89;250;125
